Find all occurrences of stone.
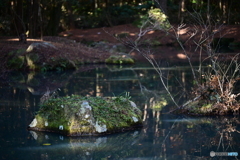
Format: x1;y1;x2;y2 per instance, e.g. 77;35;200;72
26;42;57;52
28;95;142;136
24;42;77;71
29;118;37;127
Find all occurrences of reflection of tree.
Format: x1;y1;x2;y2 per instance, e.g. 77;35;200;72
133;91;240;159
211;117;240;154
8;71;74;96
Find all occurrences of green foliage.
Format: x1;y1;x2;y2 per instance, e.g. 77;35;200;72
73;1;153;28
1;0;240;37
133;8;170;31
2;0;240;36
148;8;171;31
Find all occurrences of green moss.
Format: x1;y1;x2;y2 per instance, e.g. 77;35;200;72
33;94;142;136
105;55;135;64
180;99;216;115
114;32;129;38
7;55;25;69
36;107;70;134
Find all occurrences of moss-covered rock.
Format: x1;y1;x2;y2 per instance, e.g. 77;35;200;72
6;42;78;71
26;42;57;52
25;42;77;71
29;95;142;136
105;54;135;64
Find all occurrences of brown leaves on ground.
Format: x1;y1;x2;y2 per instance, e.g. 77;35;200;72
0;36;111;73
39;36;111;63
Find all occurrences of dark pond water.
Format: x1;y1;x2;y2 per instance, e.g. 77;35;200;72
0;63;239;160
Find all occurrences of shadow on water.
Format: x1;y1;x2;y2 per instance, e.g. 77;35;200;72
0;64;240;160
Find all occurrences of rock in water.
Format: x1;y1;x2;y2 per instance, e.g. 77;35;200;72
105;54;135;64
28;95;142;136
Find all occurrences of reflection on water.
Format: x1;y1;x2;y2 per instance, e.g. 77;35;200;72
0;64;239;160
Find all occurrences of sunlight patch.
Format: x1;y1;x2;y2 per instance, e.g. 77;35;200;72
177;53;187;59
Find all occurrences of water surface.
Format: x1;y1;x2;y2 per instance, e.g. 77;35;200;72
0;64;239;160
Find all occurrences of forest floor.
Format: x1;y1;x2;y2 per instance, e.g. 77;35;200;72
1;23;240;70
59;23;240;62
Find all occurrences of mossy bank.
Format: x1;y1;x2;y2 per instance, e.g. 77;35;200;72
29;95;143;136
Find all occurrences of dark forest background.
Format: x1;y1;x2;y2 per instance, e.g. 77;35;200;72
0;0;239;38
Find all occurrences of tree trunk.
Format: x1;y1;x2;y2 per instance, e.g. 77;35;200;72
45;2;63;36
14;0;25;36
178;0;186;22
28;0;39;38
65;2;75;30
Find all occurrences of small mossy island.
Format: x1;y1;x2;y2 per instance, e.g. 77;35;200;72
29;95;142;136
105;54;135;64
174;74;240;116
